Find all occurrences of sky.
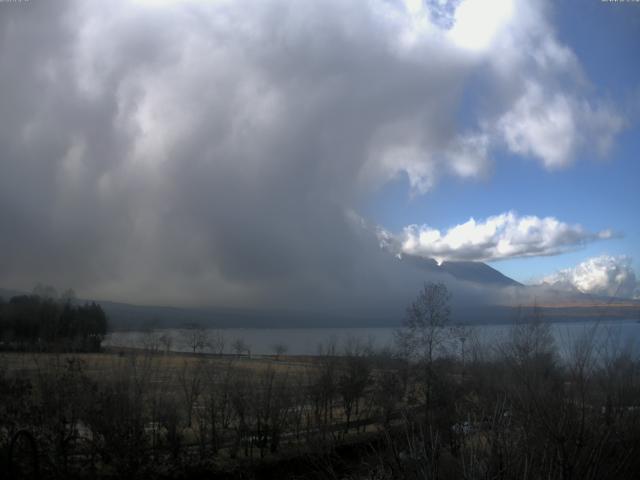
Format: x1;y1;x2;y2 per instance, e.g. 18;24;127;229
0;0;638;310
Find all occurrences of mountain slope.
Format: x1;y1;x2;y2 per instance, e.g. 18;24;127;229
400;255;522;287
439;261;522;287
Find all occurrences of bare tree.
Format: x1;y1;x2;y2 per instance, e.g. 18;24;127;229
141;330;161;353
505;305;555;363
178;359;204;427
338;337;372;434
338;353;371;435
395;282;452;428
272;343;288;360
181;324;210;354
203;360;236;455
210;329;225;356
158;332;173;353
232;338;249;358
250;366;294;457
397;282;451;364
310;340;339;443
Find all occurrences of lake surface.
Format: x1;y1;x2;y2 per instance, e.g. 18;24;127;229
105;319;640;358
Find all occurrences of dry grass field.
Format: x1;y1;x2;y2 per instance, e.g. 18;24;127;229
1;348;313;378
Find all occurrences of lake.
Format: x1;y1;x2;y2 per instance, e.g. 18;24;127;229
104;318;640;358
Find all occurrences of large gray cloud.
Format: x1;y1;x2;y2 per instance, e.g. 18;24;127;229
0;0;624;310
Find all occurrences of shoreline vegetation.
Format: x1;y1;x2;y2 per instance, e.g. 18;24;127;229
2;284;640;479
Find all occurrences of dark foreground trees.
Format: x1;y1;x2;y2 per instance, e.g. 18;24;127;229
2;329;640;479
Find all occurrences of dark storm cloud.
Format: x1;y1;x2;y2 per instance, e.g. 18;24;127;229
0;0;623;310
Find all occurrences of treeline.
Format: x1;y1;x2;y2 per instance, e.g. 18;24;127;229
0;292;108;352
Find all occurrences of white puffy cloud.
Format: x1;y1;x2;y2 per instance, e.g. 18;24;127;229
385;212;613;264
452;0;625;171
542;256;639;299
497;82;624;169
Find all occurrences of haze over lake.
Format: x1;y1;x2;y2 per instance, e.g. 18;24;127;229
105;319;640;357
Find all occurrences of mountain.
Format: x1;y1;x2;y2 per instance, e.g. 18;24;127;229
399;255;522;287
439;261;522;287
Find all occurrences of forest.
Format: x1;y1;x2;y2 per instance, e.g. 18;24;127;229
0;292;108;353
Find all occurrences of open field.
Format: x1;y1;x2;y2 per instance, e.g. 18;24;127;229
1;348;314;379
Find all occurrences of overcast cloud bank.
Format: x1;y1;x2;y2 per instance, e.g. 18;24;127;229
0;0;627;308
